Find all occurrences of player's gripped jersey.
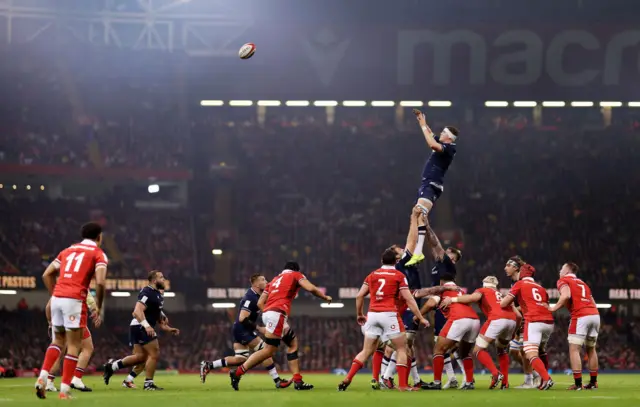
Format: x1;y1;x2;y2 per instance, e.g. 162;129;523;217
364;265;409;313
235;288;261;327
433;282;478;320
396;250;422;291
52;239;108;301
263;270;306;316
508;277;553;323
431;254;457;287
556;274;598;318
130;286;164;327
475;287;517;321
421;142;456;187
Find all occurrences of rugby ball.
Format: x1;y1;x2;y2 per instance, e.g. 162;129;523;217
239;43;256;59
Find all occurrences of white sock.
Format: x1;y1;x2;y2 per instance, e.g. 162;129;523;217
212;359;225;369
381;357;390;376
533;371;541;379
60;383;71;394
454;357;465;373
524;373;533;384
47;378;54;386
126;374;135;383
410;359;421;384
383;352;397;379
111;360;121;371
267;367;279;380
414;234;426;257
444;357;456;380
39;370;49;381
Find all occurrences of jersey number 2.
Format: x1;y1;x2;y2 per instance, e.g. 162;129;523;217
376;279;386;295
64;252;86;275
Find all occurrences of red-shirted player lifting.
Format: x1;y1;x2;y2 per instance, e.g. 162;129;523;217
229;261;331;391
421;273;479;390
35;222;108;400
549;262;600;390
338;247;428;392
500;264;555;390
441;275;521;389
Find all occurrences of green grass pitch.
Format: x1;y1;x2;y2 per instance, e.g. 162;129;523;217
1;373;638;407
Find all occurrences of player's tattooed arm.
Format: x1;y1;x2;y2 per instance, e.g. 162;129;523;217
418;296;439;316
424;222;446;261
549;285;571;312
413;285;457;298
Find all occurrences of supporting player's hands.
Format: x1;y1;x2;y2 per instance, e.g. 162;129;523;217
357;314;367;326
440;297;453;310
412;109;429;129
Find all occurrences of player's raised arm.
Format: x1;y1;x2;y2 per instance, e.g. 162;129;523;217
423;216;446;261
500;293;515;308
298;278;332;303
418;296;440;316
441;291;482;309
413;285;458;299
549;285;571;312
413;109;443;152
42;259;60;295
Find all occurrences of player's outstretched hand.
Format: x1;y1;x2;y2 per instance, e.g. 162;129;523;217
413;109;427;126
419;317;430;328
357;315;367;326
169;327;180;336
325;295;333;304
440;297;453;309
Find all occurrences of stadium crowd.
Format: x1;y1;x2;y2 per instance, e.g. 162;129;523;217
1;308;638;376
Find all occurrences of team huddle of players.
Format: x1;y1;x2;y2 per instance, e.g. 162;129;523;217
31;110;600;399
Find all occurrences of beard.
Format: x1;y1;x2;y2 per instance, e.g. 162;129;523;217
155;281;166;290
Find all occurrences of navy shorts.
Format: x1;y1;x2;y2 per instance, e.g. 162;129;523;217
232;323;258;346
418;183;443;204
129;325;157;347
434;309;447;336
402;310;420;332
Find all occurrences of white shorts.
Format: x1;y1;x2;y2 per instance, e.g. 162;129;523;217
50;296;87;331
480;319;517;342
363;312;404;342
523;321;554;348
568;314;600;345
261;311;288;338
440;318;480;343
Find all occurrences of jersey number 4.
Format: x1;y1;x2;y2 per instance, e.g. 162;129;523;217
272;276;284;288
63;252;86;275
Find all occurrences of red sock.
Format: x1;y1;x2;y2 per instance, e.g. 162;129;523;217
292;373;302;383
372;350;384;381
530;357;550;381
433;354;444;383
498;350;510;384
539;353;549;370
74;367;85;379
62;355;78;386
475;349;498;376
396;364;409;388
345;359;364;382
462;357;474;383
236;365;248;377
41;345;62;374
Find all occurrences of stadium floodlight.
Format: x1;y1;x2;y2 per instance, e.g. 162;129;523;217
148;184;160;194
228;100;253;106
0;290;17;295
211;249;223;256
313;100;338;107
200;100;224;106
485;101;508;107
428;101;452;107
163;292;176;298
342;100;367;107
212;303;236;309
26;185;31;190
371;101;395;107
111;292;131;297
286;100;310;107
542;101;566;107
320;303;345;308
596;303;612;309
628;102;640;107
571;101;594;107
257;100;282;106
399;101;424;107
513;101;537;107
599;101;622;107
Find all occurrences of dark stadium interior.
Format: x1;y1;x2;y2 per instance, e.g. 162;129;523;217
1;0;640;389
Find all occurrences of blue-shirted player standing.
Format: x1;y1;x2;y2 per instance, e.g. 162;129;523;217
200;274;291;389
413;214;464;389
405;109;458;267
103;271;179;391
